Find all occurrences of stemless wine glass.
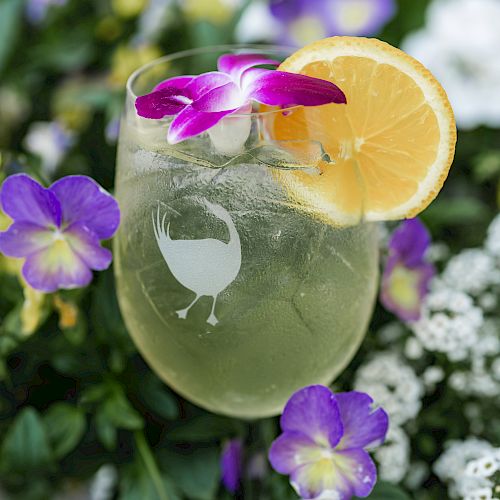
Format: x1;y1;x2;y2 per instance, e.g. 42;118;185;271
114;46;379;418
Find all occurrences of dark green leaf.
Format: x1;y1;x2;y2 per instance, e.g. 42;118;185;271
139;376;179;420
423;197;490;227
103;390;144;431
120;460;181;500
95;406;117;451
167;414;244;442
1;407;53;473
357;481;411;500
162;447;219;500
43;403;86;459
0;0;23;76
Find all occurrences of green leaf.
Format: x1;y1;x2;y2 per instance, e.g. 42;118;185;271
423;197;490;227
0;0;23;76
1;407;53;473
94;406;117;451
43;403;86;459
167;414;244;442
120;460;181;500
162;447;220;500
357;481;411;500
139;376;179;420
103;389;144;431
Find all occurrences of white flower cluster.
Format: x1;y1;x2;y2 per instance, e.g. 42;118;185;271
410;286;484;361
373;426;410;484
463;451;500;500
402;0;500;130
442;249;500;296
354;352;424;483
434;438;498;498
354;352;424;426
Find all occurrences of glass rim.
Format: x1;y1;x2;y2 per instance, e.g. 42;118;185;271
126;44;305;118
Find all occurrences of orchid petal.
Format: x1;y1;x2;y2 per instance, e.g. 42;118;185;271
280;385;344;448
49;176;120;240
268;431;322;474
154;75;195;91
0;222;54;258
390;218;431;266
135;87;192;119
192;82;243;112
217;53;280;81
64;222;112;271
186;71;233;99
242;68;347;107
22;241;92;293
167;106;235;144
0;174;61;228
335;392;389;450
220;439;243;493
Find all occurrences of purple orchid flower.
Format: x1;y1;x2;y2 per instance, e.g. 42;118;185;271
135;53;346;144
269;0;396;45
220;438;244;493
380;218;436;322
269;385;388;500
0;174;120;293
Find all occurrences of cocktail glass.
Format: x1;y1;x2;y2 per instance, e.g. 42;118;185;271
114;46;379;418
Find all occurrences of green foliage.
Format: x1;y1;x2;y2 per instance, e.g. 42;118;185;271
0;0;498;499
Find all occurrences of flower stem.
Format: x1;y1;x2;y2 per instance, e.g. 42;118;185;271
134;430;169;500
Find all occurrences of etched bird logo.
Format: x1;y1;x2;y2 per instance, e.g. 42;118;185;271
152;198;241;326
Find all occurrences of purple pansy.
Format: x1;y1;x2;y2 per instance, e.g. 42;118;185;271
220;438;243;493
270;0;396;45
0;174;120;293
135;53;346;144
269;385;388;500
380;218;436;322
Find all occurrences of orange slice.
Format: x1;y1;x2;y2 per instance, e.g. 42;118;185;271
266;36;457;225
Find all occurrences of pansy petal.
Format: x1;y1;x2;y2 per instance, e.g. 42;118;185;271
220;439;243;493
154;75;195;91
335;391;389;450
380;258;434;321
269;431;322;474
135;88;192;119
167;106;235;144
390;218;431;266
242;69;347;107
186;71;233;99
1;174;61;227
49;176;120;240
0;222;54;258
290;458;353;500
217;53;280;81
64;222;112;271
22;241;92;292
280;385;343;448
192;82;243;112
333;448;377;498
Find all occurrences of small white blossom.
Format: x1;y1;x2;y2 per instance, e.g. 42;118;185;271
374;425;410;484
89;464;117;500
485;213;500;260
423;366;445;388
410;286;484;361
354;352;424;426
23;121;73;177
404;337;424;360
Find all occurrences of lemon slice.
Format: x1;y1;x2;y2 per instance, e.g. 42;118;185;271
267;36;457;224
